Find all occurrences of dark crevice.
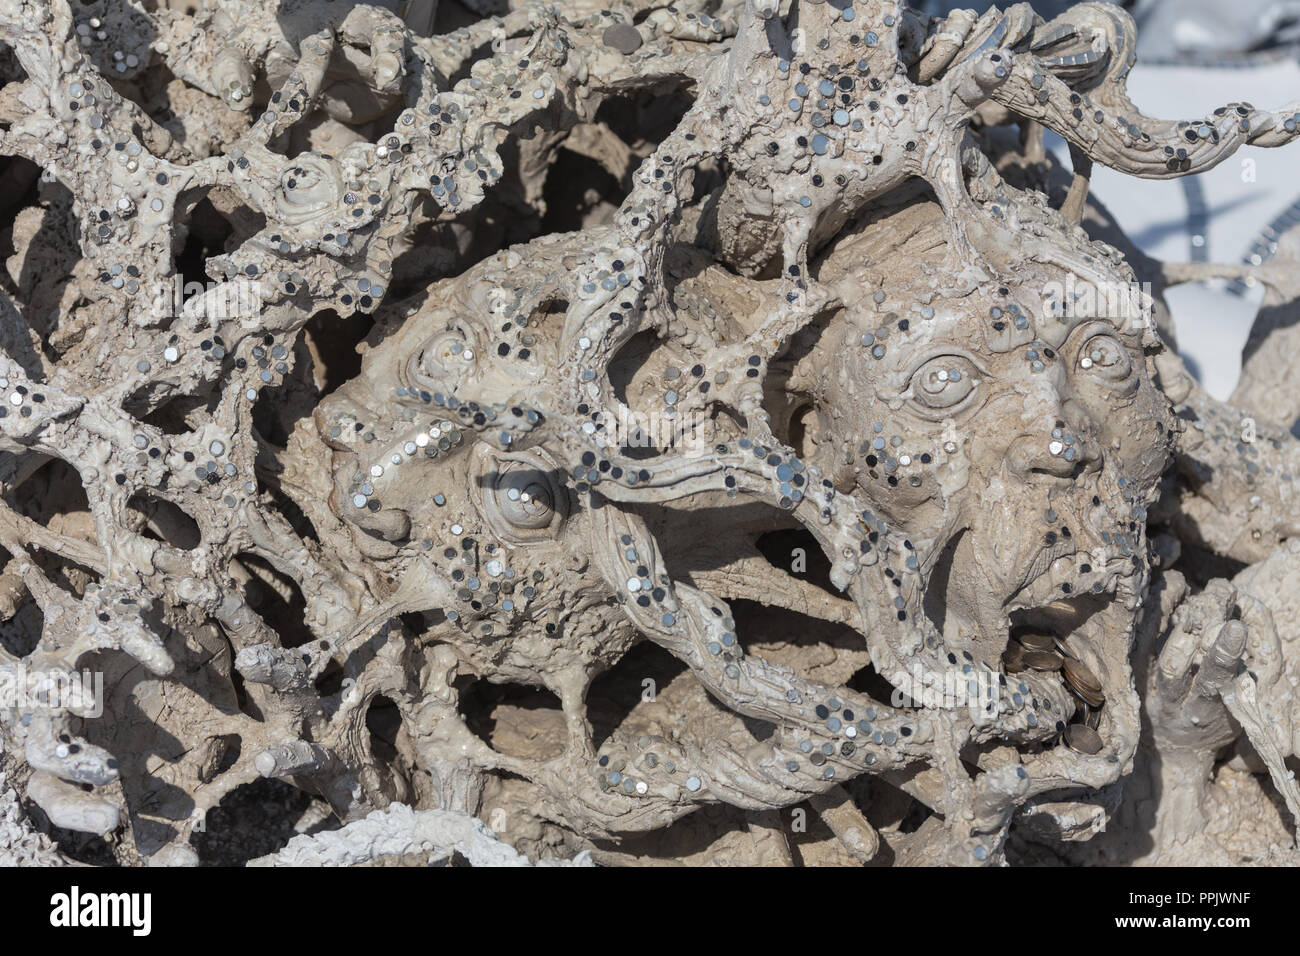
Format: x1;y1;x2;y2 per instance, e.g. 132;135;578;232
234;552;313;648
539;148;623;234
755;527;841;598
303;309;371;398
128;489;202;550
366;695;402;764
191;778;326;865
459;679;566;759
588;640;688;750
0;593;42;658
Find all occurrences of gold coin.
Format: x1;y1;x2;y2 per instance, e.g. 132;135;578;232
1064;724;1103;755
1002;644;1028;673
1023;649;1064;671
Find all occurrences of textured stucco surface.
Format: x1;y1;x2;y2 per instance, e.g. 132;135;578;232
1;0;1300;866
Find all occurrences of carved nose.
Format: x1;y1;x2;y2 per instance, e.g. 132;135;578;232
1017;428;1098;477
1009;388;1103;478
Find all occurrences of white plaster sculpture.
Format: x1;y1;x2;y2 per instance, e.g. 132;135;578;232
2;0;1300;866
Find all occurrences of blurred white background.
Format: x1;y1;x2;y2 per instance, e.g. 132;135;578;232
1047;58;1300;400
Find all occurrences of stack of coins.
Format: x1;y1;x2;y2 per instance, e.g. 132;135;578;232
1062;657;1104;708
1003;630;1062;674
1014;630;1055;652
1077;702;1102;730
1060;656;1106;750
1024;649;1064;671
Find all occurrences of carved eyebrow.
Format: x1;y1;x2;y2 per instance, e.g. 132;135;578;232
1034;293;1142;349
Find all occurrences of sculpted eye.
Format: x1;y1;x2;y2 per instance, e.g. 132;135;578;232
909;355;979;411
472;446;566;544
282;164;322;193
494;464;557;530
1077;333;1131;381
416;329;476;379
272;154;341;226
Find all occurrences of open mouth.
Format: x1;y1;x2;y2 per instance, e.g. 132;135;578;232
1000;592;1113;741
923;531;1127;655
1005;595;1099;667
920;529;1134;745
1008;594;1100;647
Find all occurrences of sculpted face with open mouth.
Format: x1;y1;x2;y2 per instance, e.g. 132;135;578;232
796;210;1176;765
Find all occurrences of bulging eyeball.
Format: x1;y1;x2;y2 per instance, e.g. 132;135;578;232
908;354;981;412
1077;332;1132;381
472;445;566;543
211;46;254;111
272;153;342;227
973;50;1012;90
496;464;555;529
412;328;478;382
